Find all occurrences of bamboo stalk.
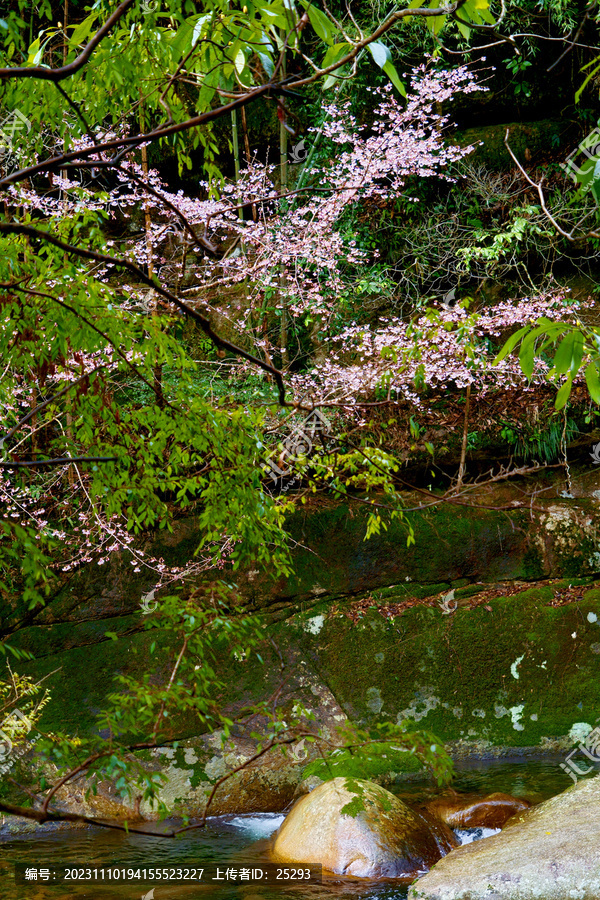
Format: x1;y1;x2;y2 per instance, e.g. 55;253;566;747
456;382;471;491
231;109;243;223
240;106;256;221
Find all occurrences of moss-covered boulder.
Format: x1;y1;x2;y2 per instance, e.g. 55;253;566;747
285;578;600;751
7;474;600;649
272;777;457;878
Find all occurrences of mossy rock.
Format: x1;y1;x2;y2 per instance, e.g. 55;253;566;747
285;578;600;748
14;576;600;753
272;776;457;878
454;118;569;170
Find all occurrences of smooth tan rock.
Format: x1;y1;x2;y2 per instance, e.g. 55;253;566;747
424;791;530;830
272;777;457;879
409;774;600;899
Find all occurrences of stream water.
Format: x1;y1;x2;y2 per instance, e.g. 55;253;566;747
0;757;578;900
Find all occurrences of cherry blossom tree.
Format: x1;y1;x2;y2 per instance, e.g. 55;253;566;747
1;0;506;833
2;0;596;838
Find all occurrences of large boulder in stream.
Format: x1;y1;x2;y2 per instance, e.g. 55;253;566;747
423;791;530;830
409;774;600;899
272;776;457;878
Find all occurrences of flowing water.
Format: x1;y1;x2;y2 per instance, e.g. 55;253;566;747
0;757;578;900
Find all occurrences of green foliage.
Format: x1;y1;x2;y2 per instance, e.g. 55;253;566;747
366;40;406;97
332;167;582;313
0;31;422;819
0;663;51;742
30;585;269;807
0;521;56;619
303;720;454;788
339;791;366;818
457;206;549;272
576;56;600;104
303;743;422;781
0;0;424;186
504;55;533;98
3;0;568;827
405;0;495;39
500;416;578;463
495;318;600;410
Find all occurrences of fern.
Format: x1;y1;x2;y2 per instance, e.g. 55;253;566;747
501;417;578;464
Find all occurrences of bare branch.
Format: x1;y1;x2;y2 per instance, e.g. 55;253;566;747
504;128;600;242
0;457;118;468
0;798;173;835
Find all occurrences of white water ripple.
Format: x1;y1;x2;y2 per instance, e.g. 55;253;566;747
226;813;286;839
454;826;501;845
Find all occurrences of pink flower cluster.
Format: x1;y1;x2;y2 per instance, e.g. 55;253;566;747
291;292;581;406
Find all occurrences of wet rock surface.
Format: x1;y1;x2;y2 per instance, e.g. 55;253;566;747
422;791;530;830
272;776;457;878
409;775;600;899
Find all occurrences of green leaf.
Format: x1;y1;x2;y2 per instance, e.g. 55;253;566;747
458;0;493;19
26;36;42;66
404;0;425;19
234;47;246;75
323;73;343;89
321;41;351;70
69;13;98;48
519;337;535;379
426;0;446;36
477;7;496;23
585;362;600;404
507;319;564;376
258;51;274;78
553;333;577;375
493;325;528;364
555;375;573;410
382;59;406;96
302;2;335;45
570;331;584;374
191;13;211;45
428;14;446;35
368;41;391;69
576;58;600;103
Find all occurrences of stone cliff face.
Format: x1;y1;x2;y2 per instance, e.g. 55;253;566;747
3;468;600;828
5;466;600;637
